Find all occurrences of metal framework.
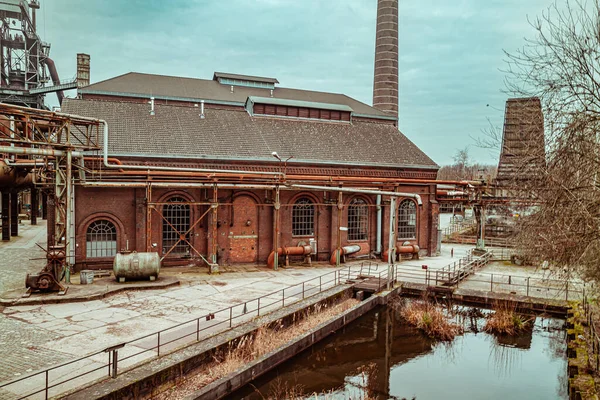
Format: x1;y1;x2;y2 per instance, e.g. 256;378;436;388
348;198;368;241
86;219;117;258
0;0;74;107
162;196;191;256
0;103;101;291
292;197;314;236
397;199;416;239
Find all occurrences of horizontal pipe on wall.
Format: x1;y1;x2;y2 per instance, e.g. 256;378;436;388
286;184;423;205
0;146;83;157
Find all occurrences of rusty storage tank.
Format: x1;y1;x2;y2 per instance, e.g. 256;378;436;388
113;251;160;282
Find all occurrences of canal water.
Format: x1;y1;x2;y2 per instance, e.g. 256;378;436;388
230;305;567;400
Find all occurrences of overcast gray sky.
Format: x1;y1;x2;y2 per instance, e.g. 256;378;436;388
40;0;551;166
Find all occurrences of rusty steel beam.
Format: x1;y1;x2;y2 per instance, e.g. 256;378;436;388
2;192;9;241
10;191;17;236
31;187;37;225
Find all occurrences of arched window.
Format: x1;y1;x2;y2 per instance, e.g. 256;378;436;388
398;200;417;239
162;196;191;255
292;197;315;236
348;198;368;241
86;219;117;258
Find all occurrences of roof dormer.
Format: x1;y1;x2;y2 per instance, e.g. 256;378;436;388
213;72;278;90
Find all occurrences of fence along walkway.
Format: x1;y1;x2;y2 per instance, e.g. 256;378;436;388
0;269;361;400
1;253;584;400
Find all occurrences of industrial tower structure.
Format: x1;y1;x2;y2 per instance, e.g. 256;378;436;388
0;0;76;107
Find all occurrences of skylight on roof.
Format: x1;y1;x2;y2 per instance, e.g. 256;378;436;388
218;77;275;89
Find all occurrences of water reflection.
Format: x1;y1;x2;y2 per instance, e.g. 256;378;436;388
232;306;567;400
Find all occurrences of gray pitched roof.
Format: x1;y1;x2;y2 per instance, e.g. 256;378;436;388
79;72;392;118
62;98;438;169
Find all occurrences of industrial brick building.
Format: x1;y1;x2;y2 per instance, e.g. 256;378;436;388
61;69;439;270
31;0;439;272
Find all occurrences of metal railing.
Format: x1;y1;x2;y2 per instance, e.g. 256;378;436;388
441;218;476;240
390;251;584;302
0;268;360;400
582;292;600;371
2;254;585;400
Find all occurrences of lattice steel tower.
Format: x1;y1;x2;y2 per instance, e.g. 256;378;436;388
0;0;75;108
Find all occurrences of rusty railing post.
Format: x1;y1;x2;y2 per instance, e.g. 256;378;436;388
490;274;493;292
229;307;232;328
45;370;49;400
566;280;569;301
282;288;285;307
157;332;160;356
258;297;261;316
196;318;200;341
302;282;305;299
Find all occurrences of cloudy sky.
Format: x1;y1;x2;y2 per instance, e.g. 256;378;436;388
40;0;552;166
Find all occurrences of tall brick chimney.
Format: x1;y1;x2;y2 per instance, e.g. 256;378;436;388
372;0;399;118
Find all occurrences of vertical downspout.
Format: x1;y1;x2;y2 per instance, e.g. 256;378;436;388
211;185;218;265
336;192;343;267
387;196;397;290
376;195;382;254
64;150;72;283
146;183;152;252
273;186;280;270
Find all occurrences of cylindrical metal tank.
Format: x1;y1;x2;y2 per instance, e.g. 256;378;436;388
113;251;160;282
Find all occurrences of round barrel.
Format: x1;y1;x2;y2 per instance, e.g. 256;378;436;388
113;252;160;282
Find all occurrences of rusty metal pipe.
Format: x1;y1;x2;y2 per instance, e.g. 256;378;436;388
329;244;361;265
287;184;423;205
43;58;65;105
80;182;277;190
0;159;34;188
267;246;312;269
382;244;420;261
0;146;83;157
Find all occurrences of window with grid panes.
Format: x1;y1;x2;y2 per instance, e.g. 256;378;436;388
397;200;417;239
162;197;191;255
292;198;314;236
86;220;117;258
348;198;368;241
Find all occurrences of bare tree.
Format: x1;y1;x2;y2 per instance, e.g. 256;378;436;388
503;0;600;281
437;147;497;181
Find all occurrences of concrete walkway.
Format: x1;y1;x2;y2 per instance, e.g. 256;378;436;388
0;220;47;296
0;265;342;399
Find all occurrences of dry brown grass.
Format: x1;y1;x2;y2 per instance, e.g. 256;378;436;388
155;297;359;399
484;302;531;335
391;297;462;341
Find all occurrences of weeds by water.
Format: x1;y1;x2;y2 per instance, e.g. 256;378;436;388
390;296;462;341
155;296;359;399
484;301;532;335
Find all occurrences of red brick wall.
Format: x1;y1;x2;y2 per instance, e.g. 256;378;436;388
73;182;438;270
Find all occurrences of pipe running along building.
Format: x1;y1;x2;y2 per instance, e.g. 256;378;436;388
59;69;439;271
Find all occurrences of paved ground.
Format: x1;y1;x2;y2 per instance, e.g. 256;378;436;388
0;246;344;399
0;221;581;399
0;220;47;295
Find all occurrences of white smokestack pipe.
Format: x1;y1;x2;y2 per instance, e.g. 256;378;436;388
149;97;155;116
200;100;205;119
